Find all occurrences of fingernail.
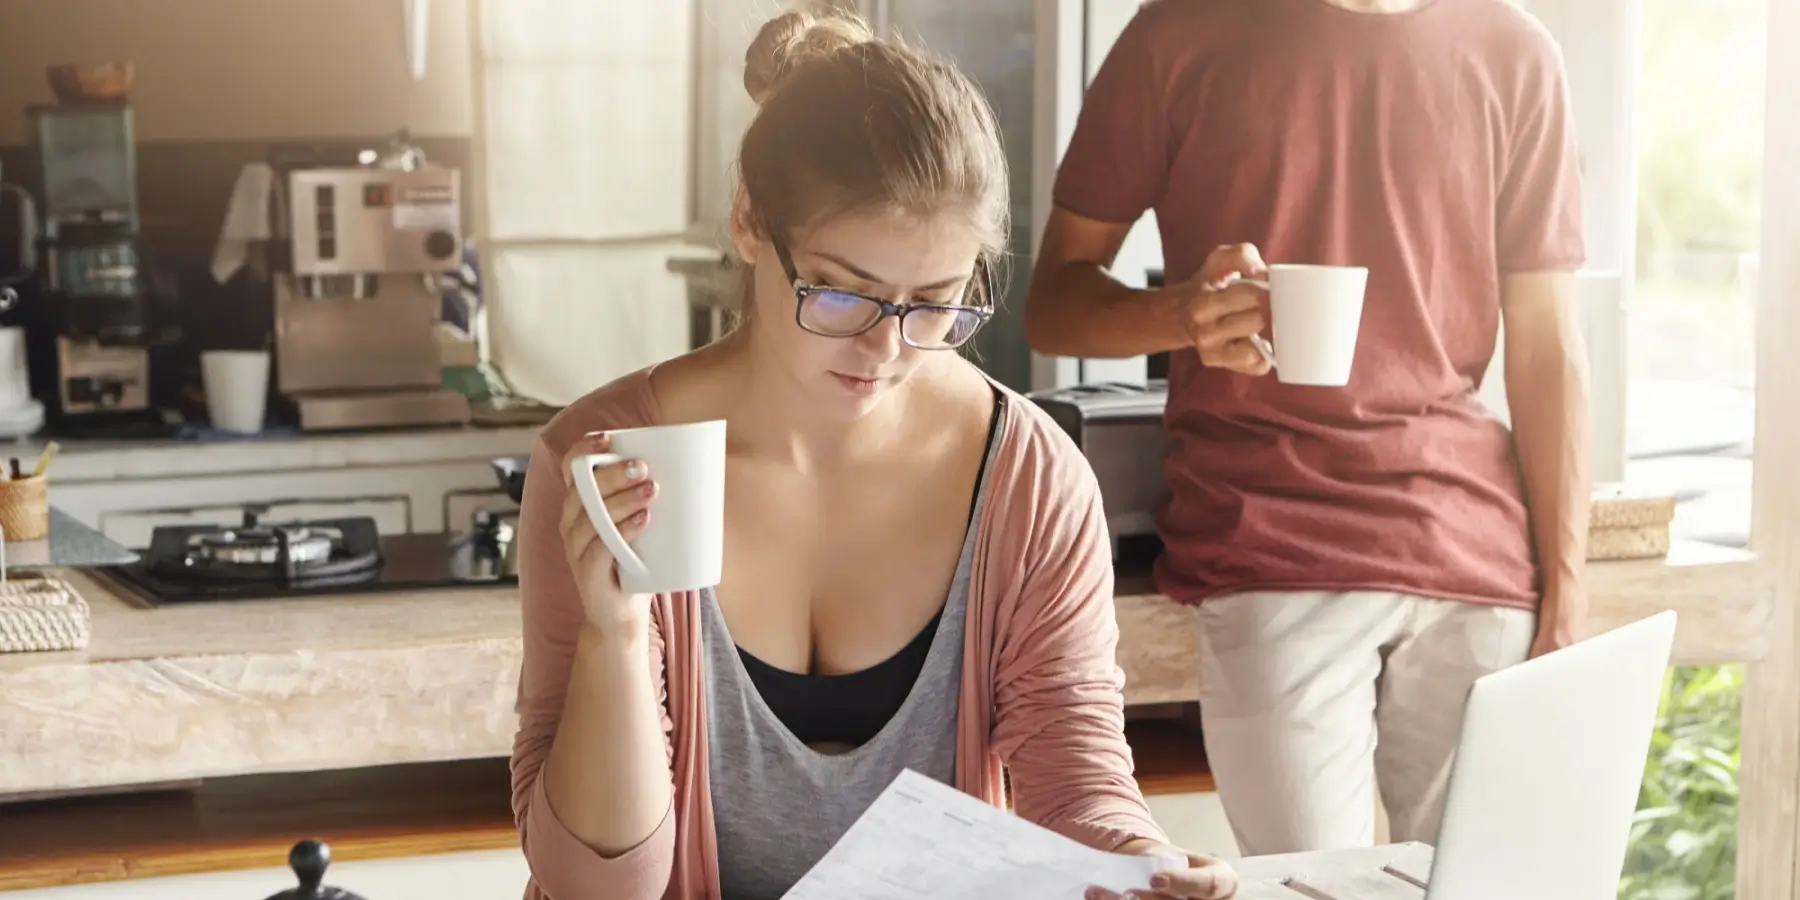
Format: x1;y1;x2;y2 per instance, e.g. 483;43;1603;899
625;461;646;481
634;509;650;524
1085;890;1105;900
1151;874;1172;889
639;481;656;498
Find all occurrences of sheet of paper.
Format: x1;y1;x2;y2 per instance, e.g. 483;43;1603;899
781;769;1183;899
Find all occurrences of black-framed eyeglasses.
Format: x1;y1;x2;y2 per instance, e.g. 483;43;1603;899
772;239;994;351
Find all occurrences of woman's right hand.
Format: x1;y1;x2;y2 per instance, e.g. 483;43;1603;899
557;431;659;629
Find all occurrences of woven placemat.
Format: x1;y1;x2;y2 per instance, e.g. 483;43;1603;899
0;576;90;653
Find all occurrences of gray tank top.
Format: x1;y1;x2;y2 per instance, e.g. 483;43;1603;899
701;405;1003;900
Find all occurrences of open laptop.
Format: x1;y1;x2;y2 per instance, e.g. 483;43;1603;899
1423;609;1678;900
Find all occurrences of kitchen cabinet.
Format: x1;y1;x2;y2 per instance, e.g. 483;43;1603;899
36;427;537;548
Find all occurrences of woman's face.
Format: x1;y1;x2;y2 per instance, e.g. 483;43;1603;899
731;205;983;420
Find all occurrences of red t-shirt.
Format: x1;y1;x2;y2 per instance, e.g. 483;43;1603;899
1053;0;1585;609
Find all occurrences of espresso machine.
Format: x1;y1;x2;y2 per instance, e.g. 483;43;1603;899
272;153;470;430
28;101;163;431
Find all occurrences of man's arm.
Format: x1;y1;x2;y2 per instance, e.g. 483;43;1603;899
1024;209;1198;359
1025;209;1273;371
1501;270;1591;655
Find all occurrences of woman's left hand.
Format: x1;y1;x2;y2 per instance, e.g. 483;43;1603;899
1087;840;1239;900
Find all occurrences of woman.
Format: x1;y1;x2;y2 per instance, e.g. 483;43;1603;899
511;10;1240;900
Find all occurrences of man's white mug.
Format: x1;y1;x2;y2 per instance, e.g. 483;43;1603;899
568;420;727;595
1235;264;1369;387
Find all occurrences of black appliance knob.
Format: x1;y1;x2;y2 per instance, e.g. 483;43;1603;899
423;231;457;260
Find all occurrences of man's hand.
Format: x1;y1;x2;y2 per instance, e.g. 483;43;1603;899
1530;585;1587;658
1181;243;1274;376
1089;839;1239;900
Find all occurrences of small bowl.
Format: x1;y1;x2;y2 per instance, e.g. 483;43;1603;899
46;62;134;103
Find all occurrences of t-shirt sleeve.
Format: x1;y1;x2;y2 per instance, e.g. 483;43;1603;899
1496;42;1587;273
1051;10;1171;225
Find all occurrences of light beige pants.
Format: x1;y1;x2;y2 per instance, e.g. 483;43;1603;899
1195;590;1536;857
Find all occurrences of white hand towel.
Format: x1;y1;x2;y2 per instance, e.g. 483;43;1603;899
210;162;274;284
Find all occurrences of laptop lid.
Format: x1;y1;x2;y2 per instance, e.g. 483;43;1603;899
1426;611;1677;900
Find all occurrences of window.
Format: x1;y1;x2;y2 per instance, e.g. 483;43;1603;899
1525;0;1770;893
1625;0;1763;552
472;1;696;405
1611;0;1764;895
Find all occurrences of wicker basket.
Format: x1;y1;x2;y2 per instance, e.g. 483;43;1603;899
0;575;90;653
1587;484;1679;561
46;62;134;103
0;474;50;542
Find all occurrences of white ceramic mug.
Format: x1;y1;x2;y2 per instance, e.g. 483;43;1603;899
1234;264;1369;387
568;420;727;594
201;350;271;433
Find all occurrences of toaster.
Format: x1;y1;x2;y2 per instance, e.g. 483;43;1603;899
1028;381;1173;550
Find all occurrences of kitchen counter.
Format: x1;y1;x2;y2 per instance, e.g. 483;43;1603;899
0;543;1766;798
1113;539;1770;704
0;570;523;799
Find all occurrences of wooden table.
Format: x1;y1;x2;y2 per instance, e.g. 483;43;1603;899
1233;843;1435;899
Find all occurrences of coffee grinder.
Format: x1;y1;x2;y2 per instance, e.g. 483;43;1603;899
272;159;470;430
29;100;161;431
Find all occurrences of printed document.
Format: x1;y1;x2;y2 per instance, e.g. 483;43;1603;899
781;768;1182;899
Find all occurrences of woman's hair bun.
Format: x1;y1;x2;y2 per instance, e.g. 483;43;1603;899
743;9;875;104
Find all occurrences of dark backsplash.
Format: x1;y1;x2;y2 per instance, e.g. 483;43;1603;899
0;136;471;421
0;136;470;262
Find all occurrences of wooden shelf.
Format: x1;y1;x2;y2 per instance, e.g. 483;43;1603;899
0;758;518;892
1128;716;1217;796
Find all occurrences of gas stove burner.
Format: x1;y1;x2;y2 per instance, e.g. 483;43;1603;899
146;509;384;587
189;524;342;566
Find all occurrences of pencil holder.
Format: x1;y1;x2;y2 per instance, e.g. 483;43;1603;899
0;474;50;542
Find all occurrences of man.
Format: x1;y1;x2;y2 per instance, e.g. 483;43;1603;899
1024;0;1592;856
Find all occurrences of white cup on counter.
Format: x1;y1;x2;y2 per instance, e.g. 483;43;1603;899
201;350;271;434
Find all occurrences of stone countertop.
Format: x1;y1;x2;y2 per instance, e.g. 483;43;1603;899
0;570;524;797
0;542;1769;799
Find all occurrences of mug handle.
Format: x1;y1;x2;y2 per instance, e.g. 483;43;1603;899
568;452;651;583
1227;275;1278;369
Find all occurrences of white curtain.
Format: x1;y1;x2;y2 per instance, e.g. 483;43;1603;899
473;0;698;405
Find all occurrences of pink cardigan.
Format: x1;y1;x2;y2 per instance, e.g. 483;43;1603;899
511;368;1166;900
